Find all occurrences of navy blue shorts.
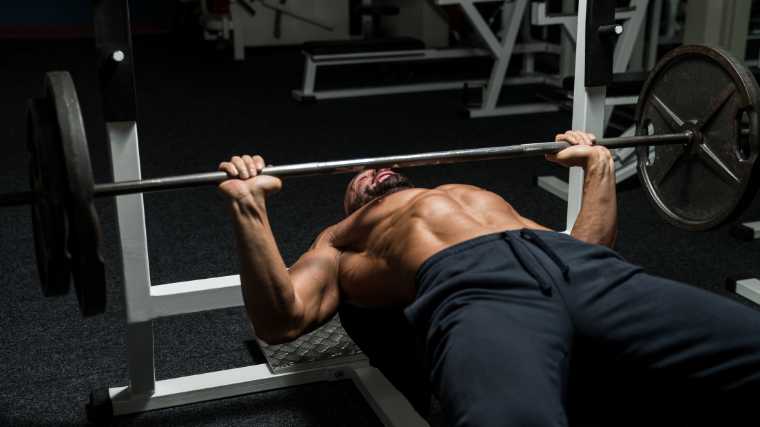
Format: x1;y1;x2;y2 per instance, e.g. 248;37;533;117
403;229;760;427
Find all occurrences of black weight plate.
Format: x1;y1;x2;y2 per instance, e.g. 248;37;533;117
635;44;760;231
27;97;72;297
45;72;107;316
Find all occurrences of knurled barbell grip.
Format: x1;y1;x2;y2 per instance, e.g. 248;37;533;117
0;191;38;208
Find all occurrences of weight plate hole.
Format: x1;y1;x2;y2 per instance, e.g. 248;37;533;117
643;119;655;164
737;109;751;161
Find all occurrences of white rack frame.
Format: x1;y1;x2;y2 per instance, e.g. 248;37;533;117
441;0;563;118
734;278;760;306
728;220;760;307
100;121;428;426
533;0;650;128
564;0;608;232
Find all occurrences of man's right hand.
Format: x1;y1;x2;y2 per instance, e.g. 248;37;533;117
218;155;282;201
546;130;611;171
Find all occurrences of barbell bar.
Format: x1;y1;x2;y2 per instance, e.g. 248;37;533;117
1;131;696;207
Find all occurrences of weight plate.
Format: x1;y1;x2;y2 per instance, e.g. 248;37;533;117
27;98;72;297
45;72;107;316
635;44;760;231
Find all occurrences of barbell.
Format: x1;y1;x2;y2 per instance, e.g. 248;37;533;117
2;44;759;317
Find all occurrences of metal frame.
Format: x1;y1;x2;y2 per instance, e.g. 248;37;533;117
564;0;606;232
205;0;340;60
734;221;760;241
528;0;604;229
292;0;565;117
536;0;628;221
100;121;427;425
726;219;758;307
292;46;492;101
533;0;650;129
90;0;659;420
734;278;760;306
448;0;562;118
534;0;653;200
293;0;650;119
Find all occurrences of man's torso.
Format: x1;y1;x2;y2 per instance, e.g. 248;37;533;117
314;184;550;308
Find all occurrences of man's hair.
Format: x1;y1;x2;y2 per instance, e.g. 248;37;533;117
344;173;414;218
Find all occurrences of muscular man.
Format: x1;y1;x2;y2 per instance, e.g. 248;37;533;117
218;131;760;426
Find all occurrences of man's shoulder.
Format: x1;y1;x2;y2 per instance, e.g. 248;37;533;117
434;183;485;192
310;224;342;250
311;217;361;251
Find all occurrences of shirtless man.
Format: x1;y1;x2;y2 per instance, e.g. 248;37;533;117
218;131;760;426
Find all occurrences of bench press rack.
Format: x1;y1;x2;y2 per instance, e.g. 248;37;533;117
564;0;760;320
94;121;427;427
85;1;428;425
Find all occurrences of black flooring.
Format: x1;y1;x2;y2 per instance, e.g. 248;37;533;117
0;34;758;426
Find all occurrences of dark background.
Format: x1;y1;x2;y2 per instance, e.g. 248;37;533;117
0;0;173;26
1;12;759;427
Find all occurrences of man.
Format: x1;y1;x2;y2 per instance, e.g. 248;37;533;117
218;131;760;426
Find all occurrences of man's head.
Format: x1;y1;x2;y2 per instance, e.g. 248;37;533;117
343;168;414;218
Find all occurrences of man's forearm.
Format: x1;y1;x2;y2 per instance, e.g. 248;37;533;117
227;195;301;341
570;156;618;249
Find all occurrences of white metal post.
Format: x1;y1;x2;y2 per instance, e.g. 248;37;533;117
302;56;317;96
106;121;156;397
567;0;607;232
352;367;429;427
230;0;247;60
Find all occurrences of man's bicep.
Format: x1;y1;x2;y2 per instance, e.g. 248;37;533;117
288;247;342;330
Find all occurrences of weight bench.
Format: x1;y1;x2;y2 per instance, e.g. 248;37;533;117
249;303;433;417
292;0;566;115
291;37;490;102
293;0;650;119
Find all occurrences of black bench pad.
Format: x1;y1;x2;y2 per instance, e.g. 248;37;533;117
562;72;650;97
302;37;425;56
355;5;400;16
338;302;432;419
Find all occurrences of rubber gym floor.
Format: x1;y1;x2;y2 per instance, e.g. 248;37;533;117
1;34;758;426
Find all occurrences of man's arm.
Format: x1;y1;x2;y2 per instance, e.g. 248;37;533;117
547;131;618;249
218;155;342;345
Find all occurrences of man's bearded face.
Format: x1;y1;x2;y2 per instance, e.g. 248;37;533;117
343;169;414;218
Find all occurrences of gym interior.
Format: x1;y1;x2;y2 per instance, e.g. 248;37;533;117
1;0;759;426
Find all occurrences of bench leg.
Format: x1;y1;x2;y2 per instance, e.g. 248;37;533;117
230;2;246;60
302;56;317;96
352;367;429;427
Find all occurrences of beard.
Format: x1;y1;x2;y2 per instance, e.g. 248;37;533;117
347;172;414;217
